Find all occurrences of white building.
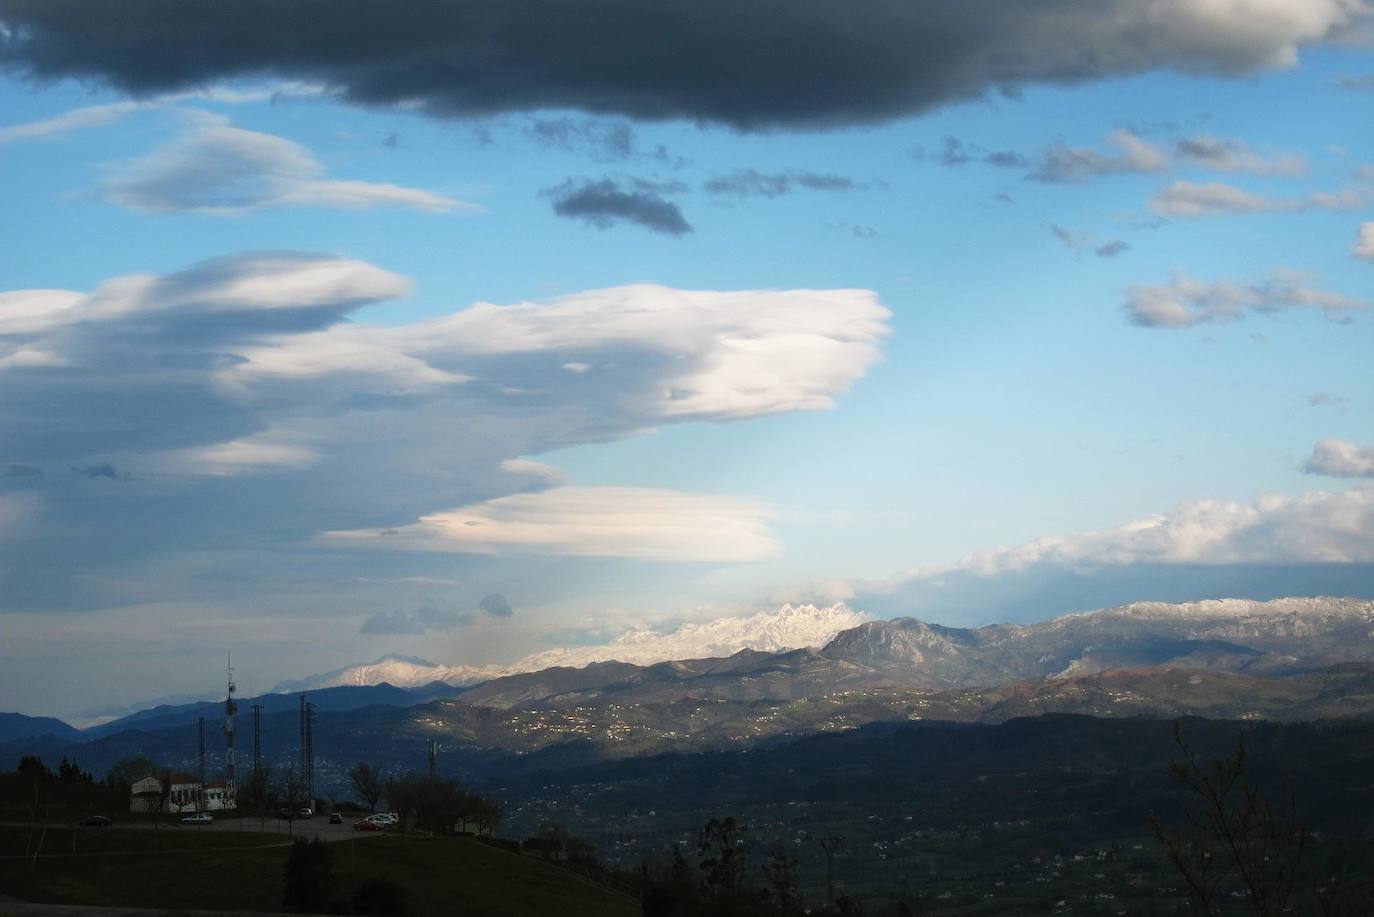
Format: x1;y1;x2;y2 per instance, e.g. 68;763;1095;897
130;773;236;814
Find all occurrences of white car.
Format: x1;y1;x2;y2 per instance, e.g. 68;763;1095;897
181;813;213;825
364;813;397;827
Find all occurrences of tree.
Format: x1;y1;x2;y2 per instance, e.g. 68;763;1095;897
349;762;386;812
107;755;157;787
761;842;803;914
239;764;273;814
276;767;310;836
282;837;333;913
698;816;748;896
1151;721;1306;916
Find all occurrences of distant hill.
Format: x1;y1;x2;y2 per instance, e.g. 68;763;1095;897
0;712;82;744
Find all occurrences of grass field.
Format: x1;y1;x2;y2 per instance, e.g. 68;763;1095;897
0;826;640;916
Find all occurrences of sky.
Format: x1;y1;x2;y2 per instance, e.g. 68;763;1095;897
1;0;1372;717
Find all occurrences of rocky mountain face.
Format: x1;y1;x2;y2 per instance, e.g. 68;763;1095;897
456;597;1374;709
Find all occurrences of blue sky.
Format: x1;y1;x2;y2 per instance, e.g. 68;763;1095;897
1;2;1372;716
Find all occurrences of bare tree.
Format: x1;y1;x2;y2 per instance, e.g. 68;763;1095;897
348;762;385;813
1151;722;1306;916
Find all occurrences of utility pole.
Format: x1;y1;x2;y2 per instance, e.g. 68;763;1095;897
427;739;438;778
819;836;846;903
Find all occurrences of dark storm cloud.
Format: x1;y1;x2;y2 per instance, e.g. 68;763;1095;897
359;603;473;634
0;0;1363;130
478;592;514;618
70;462;122;479
3;464;43;478
547;178;692;235
703;169;864;198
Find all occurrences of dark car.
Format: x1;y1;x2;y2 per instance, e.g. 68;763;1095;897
77;815;110;827
329;812;342;824
353;818;385;831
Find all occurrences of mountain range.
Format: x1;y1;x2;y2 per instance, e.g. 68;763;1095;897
1;596;1371;787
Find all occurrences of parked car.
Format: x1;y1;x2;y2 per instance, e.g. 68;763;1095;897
329;812;342;824
181;813;213;825
77;815;110;827
353;817;385;831
275;808;292;820
375;812;399;826
297;807;313;819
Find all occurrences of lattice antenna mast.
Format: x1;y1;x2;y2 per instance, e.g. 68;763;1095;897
428;739;438;778
197;716;207;811
299;694;316;808
223;652;238;806
251;704;262;776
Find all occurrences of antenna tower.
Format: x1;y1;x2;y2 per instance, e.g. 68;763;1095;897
299;695;316;807
197;716;207;811
251;704;262;775
427;739;438;778
223;652;238;807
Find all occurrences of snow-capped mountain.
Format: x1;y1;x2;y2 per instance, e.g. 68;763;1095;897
271;655;508;693
271;603;867;692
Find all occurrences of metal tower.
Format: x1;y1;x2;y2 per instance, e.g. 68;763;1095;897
299;695;316;807
251;703;262;775
197;716;207;810
427;738;438;778
223;653;238;807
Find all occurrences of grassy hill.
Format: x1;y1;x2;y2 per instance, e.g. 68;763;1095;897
0;826;638;917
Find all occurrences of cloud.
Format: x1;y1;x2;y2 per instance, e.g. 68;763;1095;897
0;254;889;610
0;100;142;143
1124;271;1368;328
1356;223;1374;260
359;603;473;635
1031;130;1168;182
0;1;1365;130
0;493;40;537
1308;392;1348;408
1337;73;1374;90
1303;439;1374;478
524;116;684;166
103;123;473;214
323;486;780;562
3;464;43;478
70;462;121;479
914;135;1027;169
1173;136;1305;175
546;177;691;235
1050;224;1130;258
703;169;865;198
1150;178;1372;217
478;592;514;618
499;458;567;485
854;487;1374;623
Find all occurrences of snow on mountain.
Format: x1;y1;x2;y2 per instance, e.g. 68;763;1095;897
512;602;869;671
272;603;868;692
271;655;507;693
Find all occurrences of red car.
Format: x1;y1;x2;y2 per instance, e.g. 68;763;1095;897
353;818;386;831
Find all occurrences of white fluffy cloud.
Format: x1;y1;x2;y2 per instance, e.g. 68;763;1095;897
1124;271;1368;328
103;123;473;214
222;283;891;419
0;253;890;608
1151;178;1371;217
323;485;780;562
1304;439;1374;479
1356;222;1374;261
1032;130;1168;183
